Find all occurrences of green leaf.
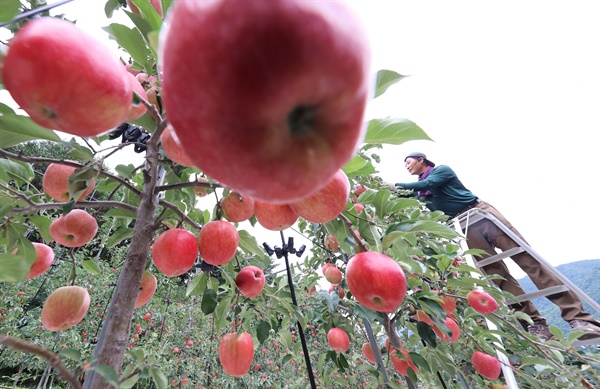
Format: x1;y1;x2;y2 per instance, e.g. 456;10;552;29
238;230;264;256
91;365;120;387
104;208;138;219
0;159;34;184
342;155;369;176
106;227;134;248
58;348;82;361
364;118;431;145
0;114;61;148
130;0;163;31
416;322;437;348
201;288;218;315
81;260;102;274
256;320;271;344
0;0;20;23
104;0;122;18
103;24;151;70
0;238;35;282
115;164;136;180
374;69;408;99
149;367;167;389
186;272;207;297
0;102;16;115
68;165;97;201
28;215;53;243
67;144;95;161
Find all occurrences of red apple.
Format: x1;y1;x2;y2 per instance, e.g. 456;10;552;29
289;169;350;223
322;263;335;276
143;313;151;320
323;235;339;251
433;317;460;343
192;177;209;197
235;266;266;298
438;295;457;313
152;228;198;276
361;342;376;363
198;220;239;265
353;203;365;214
328;284;344;299
193;177;210;197
126;72;147;120
219;331;255;377
2;18;132;136
354;185;368;196
471;351;501;380
414;310;433;326
324;266;343;285
327;328;350;353
254;201;298;231
43;163;95;202
25;243;55;280
41;286;90;331
467;289;499;315
345;251;406;313
126;0;163;17
49;209;98;248
160;124;196;167
391;348;418;377
135;271;157;308
221;192;255;223
160;0;371;203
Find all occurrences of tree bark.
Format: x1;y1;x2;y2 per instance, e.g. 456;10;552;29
83;125;165;389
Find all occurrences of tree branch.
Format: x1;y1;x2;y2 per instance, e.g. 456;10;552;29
339;213;369;253
6;200;138;218
0;334;82;389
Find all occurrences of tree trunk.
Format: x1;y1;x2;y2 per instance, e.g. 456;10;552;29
83;137;164;389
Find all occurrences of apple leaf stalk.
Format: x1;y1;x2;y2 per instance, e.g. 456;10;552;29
83;121;167;389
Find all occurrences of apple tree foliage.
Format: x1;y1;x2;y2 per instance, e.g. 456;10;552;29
0;1;599;389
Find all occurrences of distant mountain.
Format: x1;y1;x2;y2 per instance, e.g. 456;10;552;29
517;259;600;334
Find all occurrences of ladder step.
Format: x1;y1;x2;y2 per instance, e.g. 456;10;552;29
506;285;571;304
476;247;525;268
572;337;600;347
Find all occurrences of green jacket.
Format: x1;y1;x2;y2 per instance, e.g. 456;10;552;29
395;165;478;217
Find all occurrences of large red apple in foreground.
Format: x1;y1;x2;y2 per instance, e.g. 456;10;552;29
43;163;95;202
152;229;198;276
41;286;90;331
235;266;266;298
254;201;298;231
160;0;371;203
346;251;406;313
219;331;255;377
467;289;499;315
49;209;98;248
2;18;132;136
471;351;501;380
198;221;239;265
221;192;255;223
290;169;350;223
26;243;55;280
135;271;158;308
327;328;350;353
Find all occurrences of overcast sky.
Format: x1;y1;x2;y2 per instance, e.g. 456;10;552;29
2;1;599;279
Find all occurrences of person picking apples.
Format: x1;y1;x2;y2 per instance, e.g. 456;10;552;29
392;152;600;341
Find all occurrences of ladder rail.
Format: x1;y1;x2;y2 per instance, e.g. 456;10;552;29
456;209;600;315
452;218;520;389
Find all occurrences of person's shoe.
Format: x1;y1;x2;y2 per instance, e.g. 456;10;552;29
527;324;554;341
569;320;600;340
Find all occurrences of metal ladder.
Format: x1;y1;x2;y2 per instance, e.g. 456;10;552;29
452;208;600;349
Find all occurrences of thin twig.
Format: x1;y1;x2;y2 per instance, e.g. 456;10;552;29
0;334;82;389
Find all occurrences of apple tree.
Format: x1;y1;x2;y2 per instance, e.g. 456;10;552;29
0;1;599;389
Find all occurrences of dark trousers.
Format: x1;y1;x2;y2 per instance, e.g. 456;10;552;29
463;200;599;326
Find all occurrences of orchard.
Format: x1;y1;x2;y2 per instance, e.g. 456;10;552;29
0;1;598;389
